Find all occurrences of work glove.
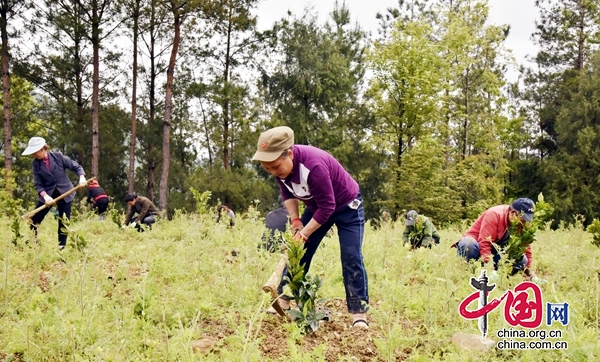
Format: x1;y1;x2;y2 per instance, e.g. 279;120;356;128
291;218;303;234
78;175;87;187
43;194;55;206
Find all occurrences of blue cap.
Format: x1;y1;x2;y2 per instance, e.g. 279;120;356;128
406;210;418;226
511;198;535;222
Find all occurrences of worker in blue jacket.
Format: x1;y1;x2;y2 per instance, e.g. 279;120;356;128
22;136;87;250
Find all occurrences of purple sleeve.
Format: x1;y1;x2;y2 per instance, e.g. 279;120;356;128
306;165;336;224
277;180;294;200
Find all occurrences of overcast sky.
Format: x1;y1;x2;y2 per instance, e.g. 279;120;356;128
255;0;540;81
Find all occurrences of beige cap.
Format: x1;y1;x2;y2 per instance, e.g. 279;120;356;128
251;126;294;162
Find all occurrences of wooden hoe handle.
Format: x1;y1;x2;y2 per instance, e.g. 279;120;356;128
262;256;288;317
21;177;97;221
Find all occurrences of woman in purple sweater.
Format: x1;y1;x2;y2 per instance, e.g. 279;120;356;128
252;126;369;329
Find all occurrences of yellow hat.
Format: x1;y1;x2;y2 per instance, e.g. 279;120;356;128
251;126;294;162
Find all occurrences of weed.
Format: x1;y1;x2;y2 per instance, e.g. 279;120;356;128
0;205;598;360
109;208;124;229
59;216;87;251
10;217;23;247
190;188;212;215
0;170;23;218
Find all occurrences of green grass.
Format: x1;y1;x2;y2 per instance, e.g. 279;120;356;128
1;211;599;361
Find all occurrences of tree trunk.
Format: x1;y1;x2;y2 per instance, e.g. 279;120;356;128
444;89;450;169
461;68;470;160
538;82;544;160
1;0;12;193
303;95;311;144
159;1;182;213
576;4;585;71
200;101;213;170
396;134;403;182
75;7;85;166
128;0;140;194
146;3;157;200
91;0;100;177
395;131;403;215
222;6;232;169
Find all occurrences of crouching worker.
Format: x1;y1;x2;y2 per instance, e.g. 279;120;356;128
87;180;109;220
402;210;440;249
260;195;290;252
452;198;536;278
216;205;235;228
124;193;159;232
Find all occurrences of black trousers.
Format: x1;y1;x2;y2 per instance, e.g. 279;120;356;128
93;198;109;215
30;198;72;246
131;215;156;232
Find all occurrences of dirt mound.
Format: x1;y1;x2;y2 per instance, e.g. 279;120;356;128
200;299;405;361
261;298;377;360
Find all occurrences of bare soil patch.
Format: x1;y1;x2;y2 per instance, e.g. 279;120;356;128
199;298;406;361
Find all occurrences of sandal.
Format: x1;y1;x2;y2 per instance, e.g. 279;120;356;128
352;319;369;329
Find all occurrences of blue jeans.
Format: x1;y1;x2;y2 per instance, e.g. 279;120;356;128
278;195;369;313
456;237;527;275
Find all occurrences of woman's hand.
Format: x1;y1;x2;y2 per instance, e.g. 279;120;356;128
292;231;308;243
291;218;303;234
43;194;55;206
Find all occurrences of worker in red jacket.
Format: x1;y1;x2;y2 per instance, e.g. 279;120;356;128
453;198;535;278
87;180;109;220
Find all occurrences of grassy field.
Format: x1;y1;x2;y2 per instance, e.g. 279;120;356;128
1;209;599;361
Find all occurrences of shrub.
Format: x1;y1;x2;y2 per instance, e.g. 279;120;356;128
586;219;600;248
